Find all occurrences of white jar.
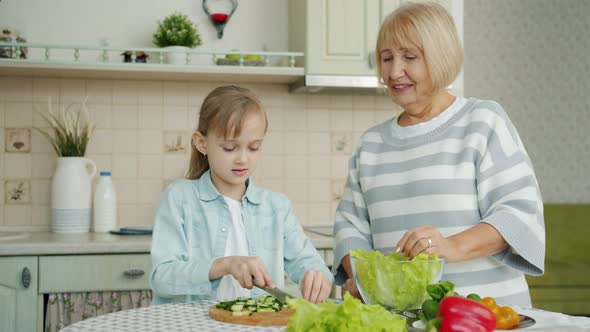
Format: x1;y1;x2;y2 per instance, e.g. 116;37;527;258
93;171;117;232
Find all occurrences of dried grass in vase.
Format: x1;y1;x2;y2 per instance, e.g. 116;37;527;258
35;97;95;157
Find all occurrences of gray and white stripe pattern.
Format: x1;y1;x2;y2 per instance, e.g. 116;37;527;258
332;98;545;307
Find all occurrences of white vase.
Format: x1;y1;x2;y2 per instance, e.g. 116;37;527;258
51;157;97;233
165;46;189;65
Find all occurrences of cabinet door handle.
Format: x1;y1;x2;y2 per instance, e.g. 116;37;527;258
367;51;375;70
21;267;31;288
123;269;145;278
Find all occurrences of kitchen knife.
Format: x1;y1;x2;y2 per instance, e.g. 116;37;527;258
255;285;296;305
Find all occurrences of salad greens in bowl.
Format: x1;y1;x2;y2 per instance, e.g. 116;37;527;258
350;249;444;311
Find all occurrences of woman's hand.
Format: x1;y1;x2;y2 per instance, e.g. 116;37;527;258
395;225;460;261
210;256;275;289
342;278;363;301
301;270;332;303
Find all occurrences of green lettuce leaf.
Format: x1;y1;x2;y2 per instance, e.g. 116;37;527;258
286;293;407;332
350;249;443;310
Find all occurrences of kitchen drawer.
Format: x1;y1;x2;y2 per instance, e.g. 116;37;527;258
39;254;151;293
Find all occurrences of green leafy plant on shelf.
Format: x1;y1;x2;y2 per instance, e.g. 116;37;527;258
153;12;202;48
35;98;95;157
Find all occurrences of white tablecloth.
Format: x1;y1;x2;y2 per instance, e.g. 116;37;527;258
60;301;590;332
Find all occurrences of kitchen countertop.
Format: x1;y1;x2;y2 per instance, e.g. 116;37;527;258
0;230;333;256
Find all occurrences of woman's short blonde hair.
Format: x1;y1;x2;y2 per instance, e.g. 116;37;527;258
376;2;463;91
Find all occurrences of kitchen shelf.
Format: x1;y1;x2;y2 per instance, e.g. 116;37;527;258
0;42;305;84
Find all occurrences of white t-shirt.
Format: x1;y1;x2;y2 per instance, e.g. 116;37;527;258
216;196;251;301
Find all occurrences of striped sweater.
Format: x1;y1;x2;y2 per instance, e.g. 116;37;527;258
332;98;545;307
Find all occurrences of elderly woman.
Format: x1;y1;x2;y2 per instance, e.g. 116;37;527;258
333;2;545;307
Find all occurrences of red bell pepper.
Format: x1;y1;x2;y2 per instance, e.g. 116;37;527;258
430;296;496;332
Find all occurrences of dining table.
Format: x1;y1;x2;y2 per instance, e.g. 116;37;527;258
60;300;590;332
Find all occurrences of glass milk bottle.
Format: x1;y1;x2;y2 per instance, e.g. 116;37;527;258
93;171;117;232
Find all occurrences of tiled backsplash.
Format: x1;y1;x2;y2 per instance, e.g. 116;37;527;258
0;77;401;230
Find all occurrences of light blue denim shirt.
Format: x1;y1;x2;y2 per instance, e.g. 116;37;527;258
150;170;332;304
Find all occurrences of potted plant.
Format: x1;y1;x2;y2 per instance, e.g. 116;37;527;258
153;12;202;64
36;98;97;233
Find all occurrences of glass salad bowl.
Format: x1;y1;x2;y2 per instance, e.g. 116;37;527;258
350;249;444;311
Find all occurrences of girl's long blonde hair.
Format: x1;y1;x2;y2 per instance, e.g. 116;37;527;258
186;85;267;179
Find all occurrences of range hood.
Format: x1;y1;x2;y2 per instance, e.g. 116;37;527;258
289;74;389;95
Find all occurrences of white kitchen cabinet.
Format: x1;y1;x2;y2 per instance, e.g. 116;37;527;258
0;254;151;332
289;0;459;76
0;256;39;332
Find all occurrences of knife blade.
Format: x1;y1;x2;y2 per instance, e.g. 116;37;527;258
255;285;296;305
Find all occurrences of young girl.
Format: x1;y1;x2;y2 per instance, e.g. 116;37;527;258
150;85;333;305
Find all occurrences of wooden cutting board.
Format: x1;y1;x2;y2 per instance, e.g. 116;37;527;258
208;305;295;326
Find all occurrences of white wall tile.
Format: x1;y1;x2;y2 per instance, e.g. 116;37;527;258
5;102;33;127
283;110;307;131
0;102;4;128
283;132;307;155
256;156;284;179
331;156;349;179
138;105;163;129
262;132;283;155
112;130;138;154
4;205;32;226
307;95;330;109
112;80;138;105
32;205;50;227
4;154;31;178
137;180;163;205
163;82;188;106
137;81;163;105
3;78;32;102
353;95;375;110
88;103;112;129
163;155;188;179
283;180;307;203
330;95;352;110
306;110;330;131
112;155;138;179
31;154;56;179
266;108;284;131
86;80;113;104
284;156;308;179
164;106;189;130
353;109;376;132
33;78;60;104
138;130;163;154
138;155;163;178
118;203;137;227
31;179;51;205
308;180;330;203
136;203;156;226
308;203;332;225
112;105;138;129
188;82;211;107
307;132;330;156
60;79;86;104
115;179;137;204
331;110;353;131
308;156;331;179
87;129;113;154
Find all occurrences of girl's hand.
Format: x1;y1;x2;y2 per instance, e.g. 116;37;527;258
301;270;332;303
342;277;362;301
224;256;275;289
395;225;459;260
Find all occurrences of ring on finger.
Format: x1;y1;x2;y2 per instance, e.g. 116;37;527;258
426;238;432;249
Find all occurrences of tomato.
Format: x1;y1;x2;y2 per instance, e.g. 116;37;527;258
496;306;521;330
481;297;497;309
